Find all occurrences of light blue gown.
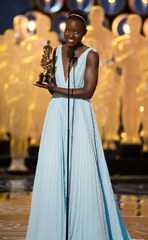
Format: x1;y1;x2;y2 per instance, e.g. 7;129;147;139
26;46;133;240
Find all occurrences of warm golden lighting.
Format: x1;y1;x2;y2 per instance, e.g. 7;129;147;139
140;106;144;112
4;84;8;90
140;130;144;137
44;0;51;3
143;18;148;36
76;0;83;3
26;44;32;51
121;132;127;139
30;137;38;146
119;202;125;209
141;0;148;4
123;23;130;34
59;22;66;32
27;20;36;32
108;0;116;3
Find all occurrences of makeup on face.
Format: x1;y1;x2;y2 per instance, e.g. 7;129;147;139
64;19;86;48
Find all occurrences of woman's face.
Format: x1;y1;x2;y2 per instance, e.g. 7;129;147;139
64;18;87;48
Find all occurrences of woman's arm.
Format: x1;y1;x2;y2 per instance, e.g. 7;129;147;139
39;50;99;99
50;50;99;99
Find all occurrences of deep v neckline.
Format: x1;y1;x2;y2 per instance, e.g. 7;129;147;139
61;46;90;83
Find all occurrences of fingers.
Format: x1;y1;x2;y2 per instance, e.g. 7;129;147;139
33;82;49;89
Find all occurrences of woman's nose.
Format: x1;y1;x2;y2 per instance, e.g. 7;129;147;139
69;31;74;37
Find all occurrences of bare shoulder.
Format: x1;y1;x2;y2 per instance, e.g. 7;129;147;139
87;49;99;65
88;48;99;57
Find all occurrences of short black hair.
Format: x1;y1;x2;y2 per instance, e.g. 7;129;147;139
67;9;88;27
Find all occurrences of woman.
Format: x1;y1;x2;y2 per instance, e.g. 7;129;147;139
26;9;133;240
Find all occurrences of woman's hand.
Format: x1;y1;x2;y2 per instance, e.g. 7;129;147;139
33;82;56;91
43;82;56;91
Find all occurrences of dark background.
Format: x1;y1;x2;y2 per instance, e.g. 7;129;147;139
0;0;147;35
0;0;33;34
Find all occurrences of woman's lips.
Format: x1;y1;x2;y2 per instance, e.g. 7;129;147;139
67;39;75;44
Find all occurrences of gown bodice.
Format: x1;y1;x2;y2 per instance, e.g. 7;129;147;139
55;45;93;89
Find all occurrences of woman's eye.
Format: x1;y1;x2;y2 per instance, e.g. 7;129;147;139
65;29;80;34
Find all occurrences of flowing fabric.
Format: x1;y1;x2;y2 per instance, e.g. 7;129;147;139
26;46;136;240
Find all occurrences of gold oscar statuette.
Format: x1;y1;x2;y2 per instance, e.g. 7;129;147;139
35;40;55;86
